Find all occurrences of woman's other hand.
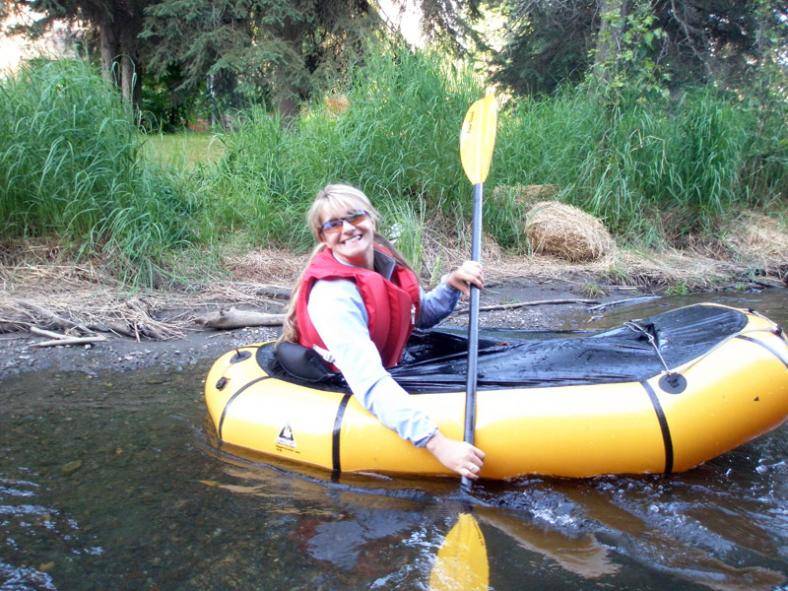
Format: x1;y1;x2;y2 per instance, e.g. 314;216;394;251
425;430;486;480
444;260;484;296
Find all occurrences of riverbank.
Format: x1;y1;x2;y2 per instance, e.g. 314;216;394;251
1;240;785;381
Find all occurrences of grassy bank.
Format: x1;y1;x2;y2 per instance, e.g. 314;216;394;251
207;46;785;262
1;51;785;286
0;60;198;284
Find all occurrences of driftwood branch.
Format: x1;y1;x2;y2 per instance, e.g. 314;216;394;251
31;335;107;348
86;321;134;338
457;298;600;315
588;295;661;311
20;302;90;334
195;307;285;330
30;326;77;339
29;325;106;347
750;277;786;289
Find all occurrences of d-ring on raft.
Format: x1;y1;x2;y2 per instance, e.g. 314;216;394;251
204;303;788;479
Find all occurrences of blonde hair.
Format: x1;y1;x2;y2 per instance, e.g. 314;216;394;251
305;184;379;241
279;184;412;343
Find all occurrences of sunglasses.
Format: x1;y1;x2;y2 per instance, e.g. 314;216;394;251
320;209;370;235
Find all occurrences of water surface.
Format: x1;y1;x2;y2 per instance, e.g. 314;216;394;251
1;292;786;590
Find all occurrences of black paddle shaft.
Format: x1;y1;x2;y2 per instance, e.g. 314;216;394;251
462;182;483;490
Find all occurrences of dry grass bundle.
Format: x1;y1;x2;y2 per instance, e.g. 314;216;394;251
614;249;738;288
722;213;788;277
525;201;616;262
0;245;188;338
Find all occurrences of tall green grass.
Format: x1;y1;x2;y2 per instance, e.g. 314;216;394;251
494;87;786;245
0;60;199;283
206;46;482;253
209;45;785;260
2;50;784;284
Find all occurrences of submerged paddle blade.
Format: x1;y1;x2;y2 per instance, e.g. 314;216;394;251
429;513;489;591
460;93;498;185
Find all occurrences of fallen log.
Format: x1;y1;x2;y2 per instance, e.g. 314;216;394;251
30;326;76;339
87;321;136;338
20;302;90;334
588;295;660;311
750;277;786;289
195;307;285;330
31;335;107;348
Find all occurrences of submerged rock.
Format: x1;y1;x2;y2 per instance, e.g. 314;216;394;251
61;460;82;476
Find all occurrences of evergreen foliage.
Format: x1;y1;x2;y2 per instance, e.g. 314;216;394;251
492;0;788;97
14;0;150;107
142;0;379;119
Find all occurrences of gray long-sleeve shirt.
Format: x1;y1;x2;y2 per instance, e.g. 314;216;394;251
307;250;460;446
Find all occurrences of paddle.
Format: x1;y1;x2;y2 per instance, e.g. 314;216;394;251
428;92;498;591
459;91;498;489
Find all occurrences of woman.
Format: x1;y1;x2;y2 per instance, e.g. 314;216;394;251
280;184;486;480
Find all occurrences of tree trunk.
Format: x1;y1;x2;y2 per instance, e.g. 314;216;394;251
594;0;631;72
273;18;306;121
98;18;119;85
119;27;142;112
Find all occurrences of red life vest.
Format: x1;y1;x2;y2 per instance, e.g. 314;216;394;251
295;246;421;368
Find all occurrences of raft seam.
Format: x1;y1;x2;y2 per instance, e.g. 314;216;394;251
641;381;674;475
735;335;788;369
332;393;353;476
218;376;271;443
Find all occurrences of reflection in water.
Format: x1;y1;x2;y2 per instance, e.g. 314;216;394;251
477;507;619;579
557;479;784;591
0;291;786;590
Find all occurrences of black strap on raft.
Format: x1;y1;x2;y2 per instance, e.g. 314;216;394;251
641;381;674;475
331;393;353;480
625;321;686;394
218;376;271;443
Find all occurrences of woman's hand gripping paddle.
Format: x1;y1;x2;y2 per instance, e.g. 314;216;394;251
428;92;497;591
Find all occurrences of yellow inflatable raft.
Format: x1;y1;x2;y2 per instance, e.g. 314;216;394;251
204;304;787;479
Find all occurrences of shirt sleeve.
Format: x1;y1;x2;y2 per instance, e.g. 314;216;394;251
417;281;461;329
307;279;437;446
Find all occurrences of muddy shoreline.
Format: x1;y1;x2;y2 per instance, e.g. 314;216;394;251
0;278;658;380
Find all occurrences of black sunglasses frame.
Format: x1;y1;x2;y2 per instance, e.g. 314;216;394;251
320;210;370;235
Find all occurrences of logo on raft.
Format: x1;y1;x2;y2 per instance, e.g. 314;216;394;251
276;424;297;450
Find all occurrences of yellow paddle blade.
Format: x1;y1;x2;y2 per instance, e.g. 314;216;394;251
460;93;498;185
429;513;489;591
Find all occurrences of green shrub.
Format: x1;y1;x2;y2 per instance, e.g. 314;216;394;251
210;44;785;254
4;51;784;283
494;86;785;245
0;59;197;283
207;45;482;254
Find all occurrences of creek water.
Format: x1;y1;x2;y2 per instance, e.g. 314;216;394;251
1;292;786;590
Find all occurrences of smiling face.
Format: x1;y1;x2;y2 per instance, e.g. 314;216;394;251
319;205;375;269
308;185;379;269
